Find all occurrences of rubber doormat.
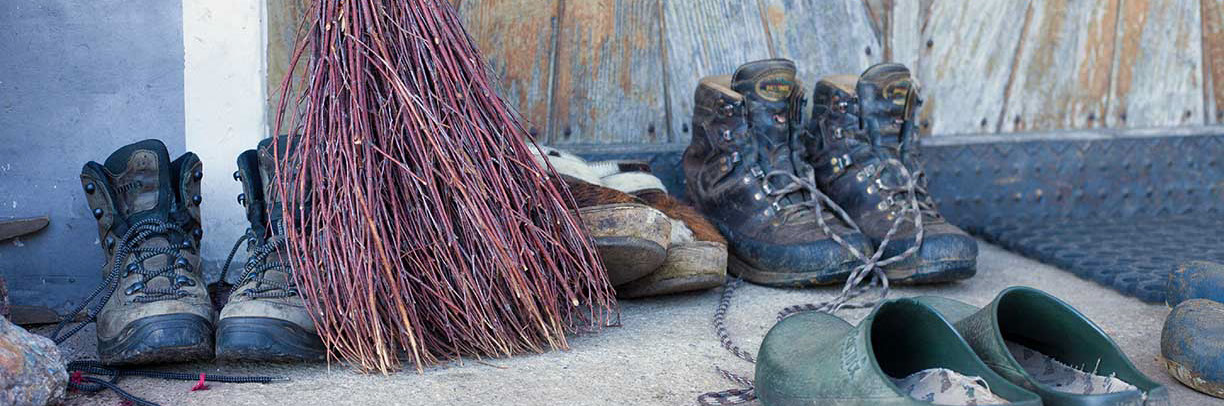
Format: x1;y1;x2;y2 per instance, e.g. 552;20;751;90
921;133;1224;304
975;215;1224;303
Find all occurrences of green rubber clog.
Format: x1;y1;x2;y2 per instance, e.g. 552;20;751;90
755;298;1042;405
915;287;1168;406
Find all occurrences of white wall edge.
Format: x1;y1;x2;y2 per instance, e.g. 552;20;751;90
183;0;268;266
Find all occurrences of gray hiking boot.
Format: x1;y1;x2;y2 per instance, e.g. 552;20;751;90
215;136;324;362
683;58;871;287
78;139;214;365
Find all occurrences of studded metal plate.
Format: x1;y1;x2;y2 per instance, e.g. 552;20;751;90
574;131;1224;303
923;134;1224;303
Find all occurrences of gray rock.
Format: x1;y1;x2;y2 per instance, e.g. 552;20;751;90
0;315;66;405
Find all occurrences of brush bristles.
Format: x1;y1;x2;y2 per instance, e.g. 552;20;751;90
270;0;618;373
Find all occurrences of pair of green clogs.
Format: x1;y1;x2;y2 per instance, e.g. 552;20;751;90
756;287;1167;405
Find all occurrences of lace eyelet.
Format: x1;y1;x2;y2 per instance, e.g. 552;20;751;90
174;257;190;268
125;282;144;295
175;275;195;287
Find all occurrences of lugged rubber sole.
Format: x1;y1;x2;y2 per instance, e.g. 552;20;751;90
98;313;215;365
885;259;977;285
728;253;860;288
216;317;325;362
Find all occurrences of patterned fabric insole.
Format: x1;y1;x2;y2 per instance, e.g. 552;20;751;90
1005;341;1138;395
892;368;1010;405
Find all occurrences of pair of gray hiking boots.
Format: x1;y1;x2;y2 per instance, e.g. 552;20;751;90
684;58;977;286
76;137;322;365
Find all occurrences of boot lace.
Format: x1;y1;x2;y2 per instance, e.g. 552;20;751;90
865;158;942;220
50;218;197;344
222;230;299;299
698;154;929;406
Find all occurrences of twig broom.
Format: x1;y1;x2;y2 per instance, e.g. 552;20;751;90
271;0;618;373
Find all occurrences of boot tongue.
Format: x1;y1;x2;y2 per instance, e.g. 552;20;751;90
101;139;174;222
257;137;285;237
856;63;919;148
732;59;811;209
732;59;798;105
257;136;303;237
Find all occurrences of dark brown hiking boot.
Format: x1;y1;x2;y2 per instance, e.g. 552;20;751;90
77;139;214;365
216;136;324;362
684;58;870;287
804;63;977;284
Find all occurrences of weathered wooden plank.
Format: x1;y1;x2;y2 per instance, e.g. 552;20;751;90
916;0;1031;135
457;0;560;138
661;0;772;143
266;0;312;126
1202;0;1224;123
549;0;668;145
998;0;1119;133
862;0;930;69
761;0;881;89
1106;0;1203;128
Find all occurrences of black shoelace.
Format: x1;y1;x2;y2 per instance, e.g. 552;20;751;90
222;231;298;299
50;218;195;344
66;360;286;406
47;218;287;406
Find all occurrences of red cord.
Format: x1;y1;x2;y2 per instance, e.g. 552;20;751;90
190;373;209;391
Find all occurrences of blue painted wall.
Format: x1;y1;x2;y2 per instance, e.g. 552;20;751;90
0;0;185;313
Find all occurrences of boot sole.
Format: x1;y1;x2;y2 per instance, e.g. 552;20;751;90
728;252;858;288
616;241;727;298
885;259;977;285
596;236;669;286
580;204;671;286
216;317;326;362
98;313;214;365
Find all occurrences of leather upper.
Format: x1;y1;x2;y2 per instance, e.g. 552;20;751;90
684;59;867;275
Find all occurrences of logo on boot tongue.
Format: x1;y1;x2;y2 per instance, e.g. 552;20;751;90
755;75;795;102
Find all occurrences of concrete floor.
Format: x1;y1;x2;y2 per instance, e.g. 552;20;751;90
55;241;1219;405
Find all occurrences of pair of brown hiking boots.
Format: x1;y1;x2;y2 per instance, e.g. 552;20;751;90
684;59;977;287
64;137;321;365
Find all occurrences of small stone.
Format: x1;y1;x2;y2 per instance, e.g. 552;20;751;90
0;315;67;405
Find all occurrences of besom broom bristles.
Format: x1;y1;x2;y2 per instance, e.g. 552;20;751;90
270;0;618;373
